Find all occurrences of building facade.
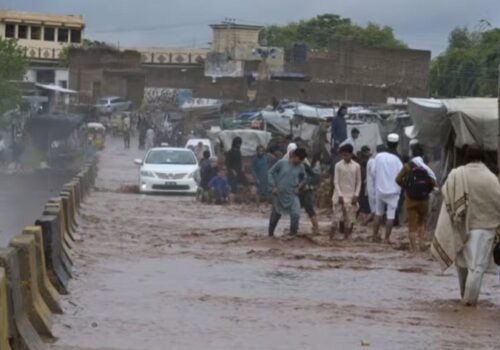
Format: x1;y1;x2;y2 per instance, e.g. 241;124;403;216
205;23;284;78
0;10;84;88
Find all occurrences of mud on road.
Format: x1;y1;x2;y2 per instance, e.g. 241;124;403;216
51;138;500;350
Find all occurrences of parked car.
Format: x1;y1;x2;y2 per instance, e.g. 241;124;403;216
134;147;198;194
95;96;133;115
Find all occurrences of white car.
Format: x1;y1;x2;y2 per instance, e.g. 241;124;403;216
95;96;133;115
135;147;198;194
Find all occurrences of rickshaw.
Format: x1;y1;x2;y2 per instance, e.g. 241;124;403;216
87;122;106;150
110;113;124;136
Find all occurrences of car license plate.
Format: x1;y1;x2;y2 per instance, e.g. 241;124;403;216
165;181;176;186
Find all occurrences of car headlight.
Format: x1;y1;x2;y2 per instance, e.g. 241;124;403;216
187;171;196;178
140;170;155;178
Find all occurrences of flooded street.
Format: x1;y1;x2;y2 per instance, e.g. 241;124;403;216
0;170;73;246
51;138;500;350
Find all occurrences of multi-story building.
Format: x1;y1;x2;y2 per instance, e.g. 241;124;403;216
0;9;84;88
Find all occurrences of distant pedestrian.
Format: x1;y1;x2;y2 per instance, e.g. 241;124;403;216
432;148;500;306
252;145;271;202
225;137;247;197
331;144;361;239
331;105;348;151
145;128;155;150
138;115;148;150
123;114;131;149
268;147;307;237
372;134;403;243
396;144;436;252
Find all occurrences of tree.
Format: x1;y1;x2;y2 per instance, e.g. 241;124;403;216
448;27;475;50
260;14;407;50
0;37;26;128
430;24;500;97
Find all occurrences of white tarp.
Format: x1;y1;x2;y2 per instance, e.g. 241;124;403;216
35;83;78;94
208;129;272;157
345;122;384;153
408;98;498;151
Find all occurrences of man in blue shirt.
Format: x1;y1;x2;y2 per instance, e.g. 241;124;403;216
331;105;348;150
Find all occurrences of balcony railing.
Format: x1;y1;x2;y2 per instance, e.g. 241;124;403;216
139;50;207;65
24;46;64;61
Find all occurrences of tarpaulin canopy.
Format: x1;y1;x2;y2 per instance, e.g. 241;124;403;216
207;129;272;157
345;122;384;153
408;98;498;151
35;83;78;94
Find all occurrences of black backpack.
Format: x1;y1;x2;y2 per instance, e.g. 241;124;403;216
405;162;433;200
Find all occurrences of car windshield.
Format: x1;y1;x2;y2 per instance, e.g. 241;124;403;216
145;149;197;165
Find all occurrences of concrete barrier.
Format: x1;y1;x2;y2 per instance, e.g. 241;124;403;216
23;226;62;314
61;187;78;227
72;177;84;202
0;267;12;350
63;182;81;212
59;192;77;233
48;197;75;242
10;235;54;339
35;216;70;295
43;204;74;253
0;247;47;349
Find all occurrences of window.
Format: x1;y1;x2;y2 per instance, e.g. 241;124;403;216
70;29;81;43
31;26;41;40
36;70;55;84
57;28;69;43
44;27;55;41
5;23;15;38
145;150;197;165
18;25;27;39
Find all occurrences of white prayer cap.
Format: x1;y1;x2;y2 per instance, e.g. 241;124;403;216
287;143;298;153
409;139;419;146
387;133;400;143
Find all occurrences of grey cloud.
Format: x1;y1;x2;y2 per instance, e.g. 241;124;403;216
2;0;500;54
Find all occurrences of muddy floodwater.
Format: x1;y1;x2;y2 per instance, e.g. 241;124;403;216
0;170;73;246
51;138;500;350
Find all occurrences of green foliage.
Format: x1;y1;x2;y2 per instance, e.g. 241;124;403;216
260;14;407;50
430;25;500;97
0;37;26;127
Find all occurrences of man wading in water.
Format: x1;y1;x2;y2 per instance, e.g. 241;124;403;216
432;148;500;306
268;148;307;237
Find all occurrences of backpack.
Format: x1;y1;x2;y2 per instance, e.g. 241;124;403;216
405;162;433;200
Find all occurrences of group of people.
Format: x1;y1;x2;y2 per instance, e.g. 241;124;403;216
332;104;500;306
193;104;500;306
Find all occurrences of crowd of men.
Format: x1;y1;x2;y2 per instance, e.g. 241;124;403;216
194;104;500;307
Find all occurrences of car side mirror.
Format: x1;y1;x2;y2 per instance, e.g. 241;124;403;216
134;159;143;165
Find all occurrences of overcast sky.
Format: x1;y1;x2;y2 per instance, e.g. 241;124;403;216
3;0;500;55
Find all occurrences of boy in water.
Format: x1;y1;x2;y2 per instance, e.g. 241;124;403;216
208;166;231;204
331;144;361;239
